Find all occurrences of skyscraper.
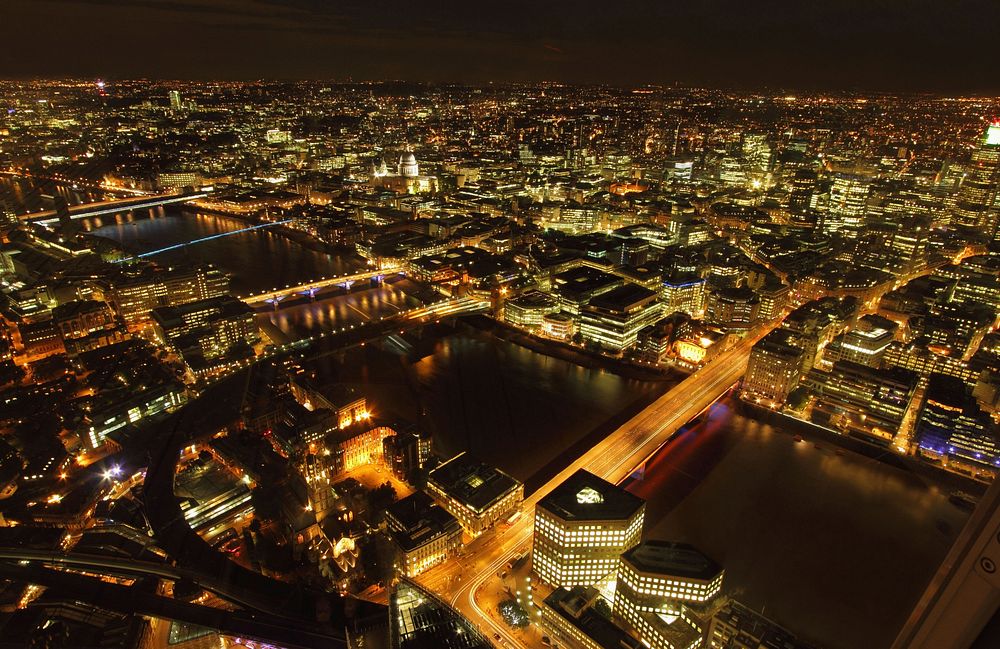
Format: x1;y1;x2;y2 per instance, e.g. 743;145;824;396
820;172;871;235
168;90;182;110
952;120;1000;235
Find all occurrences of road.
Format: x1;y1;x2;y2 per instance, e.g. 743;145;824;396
415;324;773;648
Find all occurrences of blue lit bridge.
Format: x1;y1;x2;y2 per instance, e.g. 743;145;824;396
117;219;293;262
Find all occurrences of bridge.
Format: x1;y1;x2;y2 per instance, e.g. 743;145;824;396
240;265;405;305
117;219;293;262
22;191;209;226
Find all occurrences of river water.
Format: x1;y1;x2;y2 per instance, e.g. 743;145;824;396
22;196;975;648
626;401;970;649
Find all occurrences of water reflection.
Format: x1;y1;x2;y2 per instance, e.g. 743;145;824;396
629;400;970;649
88;209;362;295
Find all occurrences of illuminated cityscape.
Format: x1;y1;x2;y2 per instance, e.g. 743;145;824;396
3;3;1000;649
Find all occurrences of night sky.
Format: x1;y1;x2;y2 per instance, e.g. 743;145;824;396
3;0;1000;91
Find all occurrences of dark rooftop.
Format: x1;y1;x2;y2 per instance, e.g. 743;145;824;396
538;469;645;522
621;540;723;582
427;452;522;514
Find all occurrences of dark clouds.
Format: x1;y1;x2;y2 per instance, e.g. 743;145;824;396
3;0;999;91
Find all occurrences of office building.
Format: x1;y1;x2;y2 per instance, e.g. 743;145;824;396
834;315;896;368
660;274;706;317
533;469;645;588
542;586;643;649
805;360;918;439
551;266;623;320
916;373;1000;471
706;600;817;649
151;295;258;372
820;173;871;235
109;265;230;325
503;290;559;330
83;379;186;450
614;540;724;649
52;299;127;356
386;492;463;578
952;121;1000;233
579;284;663;353
742;329;805;405
756;280;789;322
426;452;523;537
705;286;759;333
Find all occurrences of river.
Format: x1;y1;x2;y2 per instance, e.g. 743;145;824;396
625;400;971;649
86;208;363;295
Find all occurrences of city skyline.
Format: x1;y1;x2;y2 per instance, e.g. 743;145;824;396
2;20;1000;646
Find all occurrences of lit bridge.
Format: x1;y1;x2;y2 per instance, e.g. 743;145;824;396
22;191;209;226
117;219;293;262
240;265;406;306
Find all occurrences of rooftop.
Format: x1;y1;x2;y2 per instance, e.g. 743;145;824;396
539;469;645;522
621;540;723;582
427;452;522;514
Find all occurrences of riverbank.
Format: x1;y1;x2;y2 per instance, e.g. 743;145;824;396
462;314;678;383
181;204;365;264
741;401;988;495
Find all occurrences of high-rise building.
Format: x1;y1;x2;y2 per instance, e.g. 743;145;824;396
742;329;805;406
168;90;182;110
532;469;645;588
788;168;818;222
889;215;931;273
613;540;725;649
742;133;772;174
820;172;871;235
952;120;1000;234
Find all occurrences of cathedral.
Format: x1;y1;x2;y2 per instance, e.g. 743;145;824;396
370;151;437;193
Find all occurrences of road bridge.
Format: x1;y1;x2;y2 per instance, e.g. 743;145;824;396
239;265;404;305
22;191;208;226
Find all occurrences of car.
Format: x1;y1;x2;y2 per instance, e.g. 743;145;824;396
542;636;552;646
493;633;502;641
